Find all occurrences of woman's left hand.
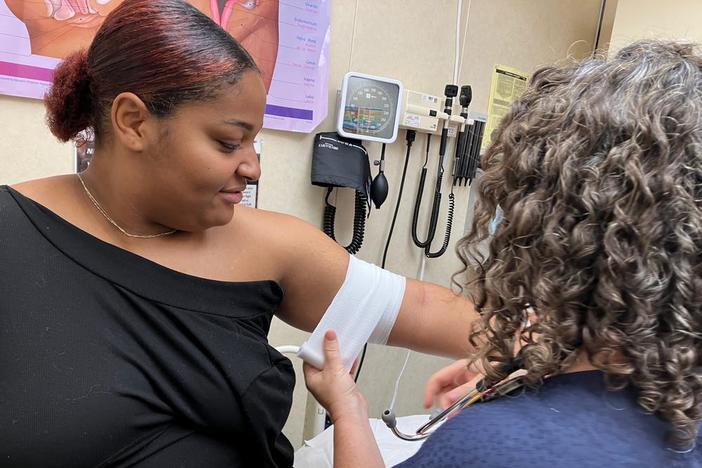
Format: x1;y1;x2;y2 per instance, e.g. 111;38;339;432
303;330;368;422
304;330;385;468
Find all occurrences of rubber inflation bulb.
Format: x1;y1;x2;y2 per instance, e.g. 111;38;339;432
371;172;389;208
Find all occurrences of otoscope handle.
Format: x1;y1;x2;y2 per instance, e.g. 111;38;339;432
453;130;467;181
438;127;449;157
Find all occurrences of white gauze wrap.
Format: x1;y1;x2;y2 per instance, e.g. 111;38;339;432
297;255;406;370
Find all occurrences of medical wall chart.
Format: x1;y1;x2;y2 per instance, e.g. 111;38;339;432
0;0;330;133
481;64;529;151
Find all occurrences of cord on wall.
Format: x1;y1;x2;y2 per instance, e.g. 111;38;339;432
593;0;607;52
346;0;360;72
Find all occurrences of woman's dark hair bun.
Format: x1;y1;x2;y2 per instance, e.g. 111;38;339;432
44;49;94;142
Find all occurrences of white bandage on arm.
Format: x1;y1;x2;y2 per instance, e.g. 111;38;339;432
297;255;406;370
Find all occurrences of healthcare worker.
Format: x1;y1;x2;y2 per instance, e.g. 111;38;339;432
305;40;702;468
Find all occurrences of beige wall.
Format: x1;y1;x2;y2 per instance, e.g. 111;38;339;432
610;0;702;51
1;95;72;183
597;0;619;50
0;0;604;449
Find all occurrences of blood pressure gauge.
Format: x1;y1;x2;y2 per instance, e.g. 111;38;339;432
337;72;403;144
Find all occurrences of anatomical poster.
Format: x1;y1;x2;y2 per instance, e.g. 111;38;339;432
0;0;330;133
74;128;95;173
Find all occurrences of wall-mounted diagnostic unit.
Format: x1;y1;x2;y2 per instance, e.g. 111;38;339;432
337;72;403;144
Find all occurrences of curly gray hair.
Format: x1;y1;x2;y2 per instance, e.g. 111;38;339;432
458;40;702;450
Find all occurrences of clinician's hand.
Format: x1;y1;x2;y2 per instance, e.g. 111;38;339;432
423;358;482;410
303;330;367;422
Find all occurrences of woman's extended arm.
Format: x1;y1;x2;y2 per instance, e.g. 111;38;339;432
269;211;477;359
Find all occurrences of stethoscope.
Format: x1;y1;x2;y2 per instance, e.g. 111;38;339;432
382;372;524;441
276;343;525;442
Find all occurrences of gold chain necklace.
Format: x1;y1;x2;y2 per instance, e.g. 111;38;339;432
76;173;177;239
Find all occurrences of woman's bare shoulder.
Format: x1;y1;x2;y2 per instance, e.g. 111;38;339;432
10;175;80;211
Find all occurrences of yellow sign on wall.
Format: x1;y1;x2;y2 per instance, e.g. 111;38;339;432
481;64;529;152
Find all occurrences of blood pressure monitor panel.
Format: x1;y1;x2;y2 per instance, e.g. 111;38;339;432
337;72;403;144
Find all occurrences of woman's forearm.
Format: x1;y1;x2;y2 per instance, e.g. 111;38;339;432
388;279;478;359
332;409;385;468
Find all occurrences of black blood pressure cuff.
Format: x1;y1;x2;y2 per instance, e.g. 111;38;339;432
311;132;371;200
